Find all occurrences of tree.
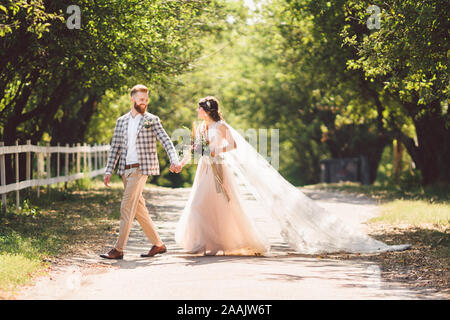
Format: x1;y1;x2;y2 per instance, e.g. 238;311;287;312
0;0;228;183
257;0;393;183
342;0;449;185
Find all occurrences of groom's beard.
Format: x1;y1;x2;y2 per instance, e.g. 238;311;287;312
133;102;147;114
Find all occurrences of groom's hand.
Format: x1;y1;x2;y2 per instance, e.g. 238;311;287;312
104;174;111;188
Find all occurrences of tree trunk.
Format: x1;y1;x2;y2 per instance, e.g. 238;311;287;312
50;92;100;145
398;99;450;185
367;136;391;184
393;139;403;183
413;101;450;185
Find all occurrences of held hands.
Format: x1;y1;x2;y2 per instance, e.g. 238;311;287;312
104;164;181;187
169;163;182;173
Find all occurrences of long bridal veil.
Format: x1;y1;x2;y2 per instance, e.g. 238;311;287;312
218;121;410;254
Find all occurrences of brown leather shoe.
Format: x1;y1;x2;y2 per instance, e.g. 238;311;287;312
100;248;123;260
141;244;167;257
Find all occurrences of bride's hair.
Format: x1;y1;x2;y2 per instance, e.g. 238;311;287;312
198;96;223;122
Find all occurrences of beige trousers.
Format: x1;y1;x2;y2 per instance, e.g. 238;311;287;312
114;167;162;252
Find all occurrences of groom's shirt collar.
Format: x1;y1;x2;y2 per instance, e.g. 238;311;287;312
130;111;144;119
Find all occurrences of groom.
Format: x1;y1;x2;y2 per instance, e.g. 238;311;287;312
100;84;182;260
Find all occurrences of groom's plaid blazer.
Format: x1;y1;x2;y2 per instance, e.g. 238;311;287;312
105;111;180;176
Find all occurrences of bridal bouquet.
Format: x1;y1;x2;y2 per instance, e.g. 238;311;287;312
180;126;230;202
191;136;211;157
180;125;211;157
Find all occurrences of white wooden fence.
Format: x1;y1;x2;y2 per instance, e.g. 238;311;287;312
0;140;110;213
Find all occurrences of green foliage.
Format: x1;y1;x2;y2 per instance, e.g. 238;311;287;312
2;0;447;187
0;198;40;218
19;199;40;217
0;0;233;187
73;171;92;191
342;0;448;105
129;2;330;185
0;0;63;38
340;0;450;184
85;90;130;144
0;0;230;143
0;179;124;293
376;142;422;190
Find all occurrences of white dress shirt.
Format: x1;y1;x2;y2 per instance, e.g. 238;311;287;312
126;113;142;165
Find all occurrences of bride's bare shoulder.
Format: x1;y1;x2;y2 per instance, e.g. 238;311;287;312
216;121;232;138
216;121;227;130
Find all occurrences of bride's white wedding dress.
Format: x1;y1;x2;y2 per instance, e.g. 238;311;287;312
175;120;269;255
175;119;410;255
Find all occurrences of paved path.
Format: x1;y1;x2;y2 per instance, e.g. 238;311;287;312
17;186;439;300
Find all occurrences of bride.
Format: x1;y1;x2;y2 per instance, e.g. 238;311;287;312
175;96;410;256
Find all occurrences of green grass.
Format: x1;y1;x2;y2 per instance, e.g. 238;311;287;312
307;182;449;291
372;200;450;227
305;181;450;203
0;176;125;297
0;254;44;292
305;182;449;228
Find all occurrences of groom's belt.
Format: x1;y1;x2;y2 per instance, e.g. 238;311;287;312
124;163;140;169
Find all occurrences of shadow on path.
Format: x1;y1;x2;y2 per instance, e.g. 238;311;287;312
17;186;445;300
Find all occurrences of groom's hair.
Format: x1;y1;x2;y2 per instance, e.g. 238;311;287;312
130;84;148;97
